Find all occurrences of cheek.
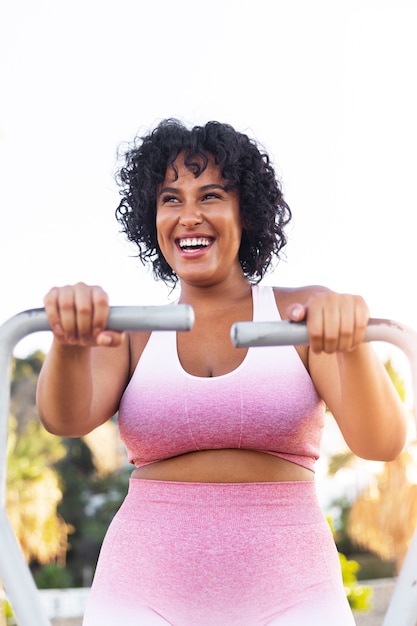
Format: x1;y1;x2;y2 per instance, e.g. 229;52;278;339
155;213;167;245
231;216;244;243
156;232;169;258
155;217;176;265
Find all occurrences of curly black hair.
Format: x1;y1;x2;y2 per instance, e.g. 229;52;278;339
115;118;292;285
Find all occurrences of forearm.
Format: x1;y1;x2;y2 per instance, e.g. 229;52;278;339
36;341;96;437
313;345;408;461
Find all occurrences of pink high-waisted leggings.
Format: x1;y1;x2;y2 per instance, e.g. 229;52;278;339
82;479;356;625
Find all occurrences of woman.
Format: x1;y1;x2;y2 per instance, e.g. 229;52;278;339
36;119;407;625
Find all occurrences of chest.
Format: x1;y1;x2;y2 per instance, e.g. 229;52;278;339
118;333;325;468
177;312;249;378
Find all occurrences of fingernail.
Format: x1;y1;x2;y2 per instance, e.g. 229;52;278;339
98;334;112;346
290;304;304;318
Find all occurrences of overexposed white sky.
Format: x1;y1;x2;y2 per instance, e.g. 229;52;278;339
1;0;417;384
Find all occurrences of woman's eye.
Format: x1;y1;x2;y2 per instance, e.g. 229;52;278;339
161;195;179;204
203;193;220;201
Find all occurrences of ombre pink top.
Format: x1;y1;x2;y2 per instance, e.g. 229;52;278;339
118;285;325;472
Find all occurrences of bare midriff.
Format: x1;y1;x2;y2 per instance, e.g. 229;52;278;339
131;449;314;483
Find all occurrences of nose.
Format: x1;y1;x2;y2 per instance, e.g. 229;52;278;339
178;201;203;227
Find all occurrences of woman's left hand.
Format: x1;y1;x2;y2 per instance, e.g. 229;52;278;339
287;291;370;354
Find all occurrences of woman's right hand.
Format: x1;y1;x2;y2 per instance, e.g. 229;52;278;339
43;282;124;347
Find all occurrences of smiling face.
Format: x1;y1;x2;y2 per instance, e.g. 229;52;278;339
156;154;244;288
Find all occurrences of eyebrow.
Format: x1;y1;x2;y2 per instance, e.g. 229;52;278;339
158;183;227;197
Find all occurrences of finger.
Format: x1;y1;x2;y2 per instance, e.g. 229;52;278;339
73;283;97;344
322;304;341;353
72;283;112;345
336;297;356;352
54;285;78;342
335;295;369;352
43;287;66;339
90;286;111;339
307;293;341;354
305;297;327;353
350;296;370;349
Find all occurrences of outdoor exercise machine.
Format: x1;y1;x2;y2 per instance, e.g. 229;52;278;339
0;307;416;625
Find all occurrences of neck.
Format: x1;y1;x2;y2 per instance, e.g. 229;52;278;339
178;276;252;311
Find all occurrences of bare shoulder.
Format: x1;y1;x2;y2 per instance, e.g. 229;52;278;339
271;285;331;319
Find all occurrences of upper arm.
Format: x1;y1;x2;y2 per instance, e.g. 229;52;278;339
89;329;152;427
308;345;408;460
37;333;132;437
89;333;132;425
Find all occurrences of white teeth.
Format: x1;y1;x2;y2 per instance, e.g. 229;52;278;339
179;237;211;248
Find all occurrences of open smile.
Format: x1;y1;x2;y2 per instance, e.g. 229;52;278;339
176;237;214;253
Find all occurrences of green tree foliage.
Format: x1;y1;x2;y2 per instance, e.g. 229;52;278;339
340;553;373;611
7;350;71;564
10;350;45;433
327;517;372;611
384;357;407;403
11;350;45;380
1;596;15;626
55;437;130;586
3;412;71;623
6;415;70;565
34;563;73;590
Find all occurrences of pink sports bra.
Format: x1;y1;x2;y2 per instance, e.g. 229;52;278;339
118;285;325;472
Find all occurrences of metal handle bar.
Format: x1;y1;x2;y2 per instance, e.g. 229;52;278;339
0;305;193;626
231;317;417;358
0;304;194;350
